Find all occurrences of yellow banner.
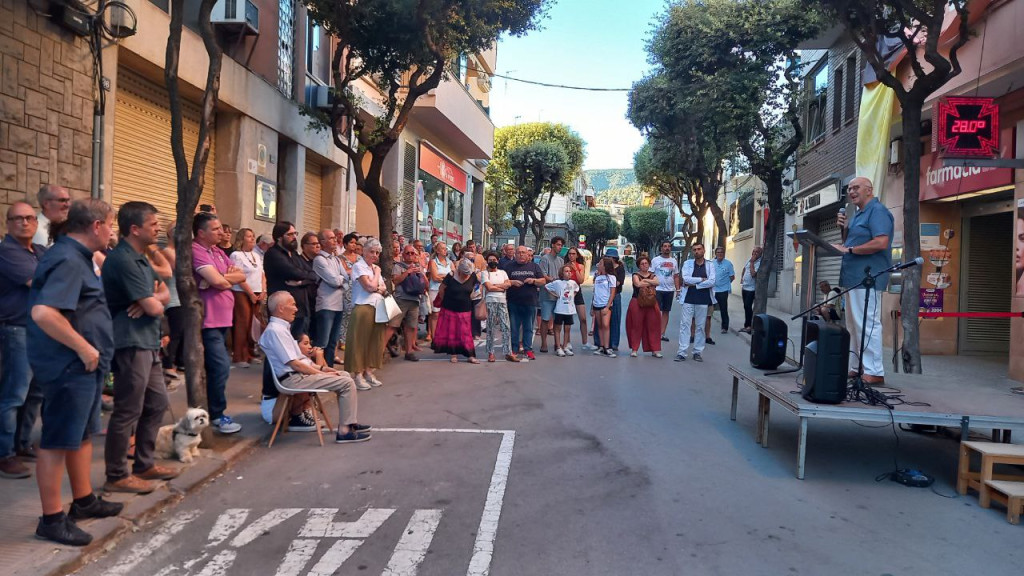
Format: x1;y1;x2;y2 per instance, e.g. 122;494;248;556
855;83;897;201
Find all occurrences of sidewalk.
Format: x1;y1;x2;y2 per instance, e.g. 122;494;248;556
0;366;268;576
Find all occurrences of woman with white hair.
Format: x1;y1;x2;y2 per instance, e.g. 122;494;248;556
431;258;480;363
344;237;387;389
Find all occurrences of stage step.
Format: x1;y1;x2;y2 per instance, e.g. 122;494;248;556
983;480;1024;525
957;441;1024;509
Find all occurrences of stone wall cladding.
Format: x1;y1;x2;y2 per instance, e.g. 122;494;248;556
796;38;861;190
0;0;94;227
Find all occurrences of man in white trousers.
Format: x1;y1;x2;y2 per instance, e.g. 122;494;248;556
831;177;893;385
675;243;716;362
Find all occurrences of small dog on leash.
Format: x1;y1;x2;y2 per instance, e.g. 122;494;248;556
155;407;208;463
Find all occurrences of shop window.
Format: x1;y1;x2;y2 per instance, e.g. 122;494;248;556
804;61;828;143
447;187;464;228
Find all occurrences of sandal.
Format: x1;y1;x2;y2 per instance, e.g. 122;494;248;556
450;357;458;363
505;354;520;363
488;353;496;362
468;357;480;364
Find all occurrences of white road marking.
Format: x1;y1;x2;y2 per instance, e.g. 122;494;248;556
305;539;364;576
230;508;304;547
274;539;320;576
374;428;517;576
382;509;444;576
299;507;395;538
105;510;203;576
206;509;250;547
192;550;237;576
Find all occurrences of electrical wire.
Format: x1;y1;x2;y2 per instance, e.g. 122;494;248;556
479;67;632;92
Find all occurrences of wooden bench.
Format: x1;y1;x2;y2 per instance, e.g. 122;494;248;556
957;441;1024;507
983;480;1024;525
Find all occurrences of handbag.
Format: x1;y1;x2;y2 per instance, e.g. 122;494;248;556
474;298;488;321
375;295;402;323
637;274;657;308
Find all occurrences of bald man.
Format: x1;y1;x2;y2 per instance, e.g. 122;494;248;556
832;176;894;385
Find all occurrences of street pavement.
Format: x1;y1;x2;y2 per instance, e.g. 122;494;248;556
55;291;1024;575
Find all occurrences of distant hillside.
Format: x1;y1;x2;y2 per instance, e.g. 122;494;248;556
595;184;644;206
585;169;636;193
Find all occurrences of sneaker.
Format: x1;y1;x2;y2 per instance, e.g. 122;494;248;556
366;373;383;387
593;348;603;356
603;349;617;358
232;362;250;369
556;348;566;357
526;351;536;361
505;354;520;363
610;347;619;352
661;336;670;342
630;350;638;357
675;354;687;362
653;352;663;358
350;423;372;433
36;516;92;547
405;353;419;362
354;375;371;391
565;347;574;356
335;431;372;444
103;475;156;494
260;396;277;424
0;455;31;479
16;446;37;461
705;338;716;345
287;414;317;432
721;328;728;334
69;496;123;520
581;343;598;351
135;465;181;481
693;353;703;362
213;415;241;434
163;369;180;380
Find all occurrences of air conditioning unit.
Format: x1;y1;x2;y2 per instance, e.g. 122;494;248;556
212;0;259;35
306;84;333;110
476;74;492;93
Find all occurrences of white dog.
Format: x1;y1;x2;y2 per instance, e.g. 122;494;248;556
155;408;209;463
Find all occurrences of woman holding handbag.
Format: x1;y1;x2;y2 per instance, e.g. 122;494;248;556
345;237;387;390
426;242;454;342
625;255;663;358
431;258;480;363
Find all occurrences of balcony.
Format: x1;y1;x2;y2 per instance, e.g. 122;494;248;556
411;76;494;160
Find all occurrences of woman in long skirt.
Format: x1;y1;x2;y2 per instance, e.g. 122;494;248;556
625;255;663;357
432;259;479;363
345;237;387;390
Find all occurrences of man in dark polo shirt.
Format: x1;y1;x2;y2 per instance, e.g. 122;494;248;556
29;199;122;546
504;245;545;361
0;202;47;479
102;202;177;495
264;221;318;339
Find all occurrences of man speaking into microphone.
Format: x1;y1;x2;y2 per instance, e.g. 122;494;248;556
831;177;894;385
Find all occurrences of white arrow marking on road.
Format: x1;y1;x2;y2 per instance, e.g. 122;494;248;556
230;508;304;547
305;539;364;576
105;510;203;576
274;538;320;576
466;431;515;576
299;507;396;538
206;509;250;547
191;550;237;576
382;509;444;576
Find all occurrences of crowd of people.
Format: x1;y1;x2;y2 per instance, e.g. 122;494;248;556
0;184;773;547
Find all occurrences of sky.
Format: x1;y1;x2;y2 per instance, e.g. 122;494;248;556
488;0;666;171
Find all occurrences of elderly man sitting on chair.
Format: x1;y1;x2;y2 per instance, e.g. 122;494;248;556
259;291;372;444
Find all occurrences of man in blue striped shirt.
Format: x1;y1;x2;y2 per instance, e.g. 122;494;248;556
712;247;736;334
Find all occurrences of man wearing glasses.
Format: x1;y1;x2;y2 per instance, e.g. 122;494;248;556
0;203;47;479
33;185;71;246
264;222;319;340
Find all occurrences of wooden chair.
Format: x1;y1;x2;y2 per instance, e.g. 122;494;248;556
266;363;335;448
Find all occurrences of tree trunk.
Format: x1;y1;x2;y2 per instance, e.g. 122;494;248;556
753;175;784;316
708;201;727;248
365;180;396;282
900;104;924;374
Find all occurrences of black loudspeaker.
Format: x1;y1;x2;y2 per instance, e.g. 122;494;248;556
750;314;787;369
802;320;850;404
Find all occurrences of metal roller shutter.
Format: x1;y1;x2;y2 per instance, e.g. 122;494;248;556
112;69;216;229
815;215;842;288
961;211;1012;352
303;159;323;232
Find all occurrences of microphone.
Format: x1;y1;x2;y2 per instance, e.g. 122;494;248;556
893;257;924;271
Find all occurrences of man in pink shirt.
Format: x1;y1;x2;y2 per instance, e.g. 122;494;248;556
192;212;246;434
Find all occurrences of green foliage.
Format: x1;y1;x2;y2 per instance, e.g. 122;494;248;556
488;122;585;199
584;169;636;193
570;209;618;252
622;206;668;255
595;184;644;206
507;141;570;199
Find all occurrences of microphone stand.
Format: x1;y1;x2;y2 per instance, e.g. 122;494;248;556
849;261;912;406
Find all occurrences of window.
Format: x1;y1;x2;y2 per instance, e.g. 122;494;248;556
804;61;828;143
833;66;843;131
306;20;330;82
845;55;857;122
277;0;295;96
732;191;755;234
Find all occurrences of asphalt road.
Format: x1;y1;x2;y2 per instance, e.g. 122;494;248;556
75;294;1024;576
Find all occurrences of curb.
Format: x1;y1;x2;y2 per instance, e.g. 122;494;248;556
33;435;260;576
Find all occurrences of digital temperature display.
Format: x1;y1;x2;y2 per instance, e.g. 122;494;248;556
934;97;999;158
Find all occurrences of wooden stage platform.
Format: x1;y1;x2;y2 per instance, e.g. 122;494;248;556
728;363;1024;479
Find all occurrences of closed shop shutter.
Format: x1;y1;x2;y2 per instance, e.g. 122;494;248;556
112;69;216;229
303;159;323;232
814;215;842;288
961;211;1012;352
